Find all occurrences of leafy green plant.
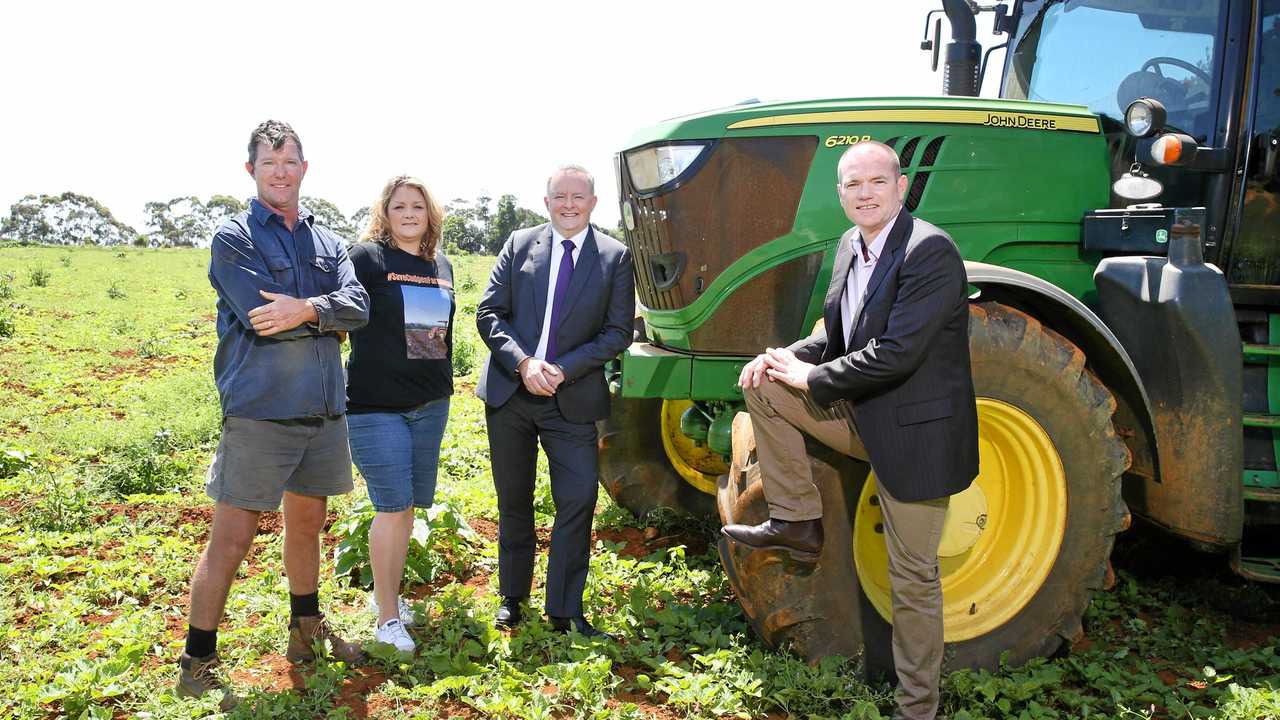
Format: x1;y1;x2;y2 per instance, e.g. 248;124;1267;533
0;271;13;299
28;265;50;287
0;447;36;478
98;428;191;497
106;281;126;299
38;643;144;719
22;468;97;532
0;310;14;340
60;255;72;267
333;498;480;588
452;332;478;377
138;333;167;359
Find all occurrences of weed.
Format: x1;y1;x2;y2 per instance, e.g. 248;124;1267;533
0;448;36;478
452;332;478;377
28;266;50;287
459;274;478;293
0;272;13;299
173;288;187;300
106;281;126;299
22;468;97;532
98;428;192;497
138;333;168;358
112;317;132;335
60;255;72;267
333;498;480;588
0;310;14;340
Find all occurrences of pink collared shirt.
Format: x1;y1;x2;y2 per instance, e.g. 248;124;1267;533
840;214;897;345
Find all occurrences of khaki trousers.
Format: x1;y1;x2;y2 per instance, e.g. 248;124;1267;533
744;379;949;720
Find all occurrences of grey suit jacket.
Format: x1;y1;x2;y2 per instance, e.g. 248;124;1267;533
790;207;979;502
476;224;635;424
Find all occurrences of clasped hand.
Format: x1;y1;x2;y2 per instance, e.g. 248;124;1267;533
519;357;565;397
738;347;814;391
248;290;317;336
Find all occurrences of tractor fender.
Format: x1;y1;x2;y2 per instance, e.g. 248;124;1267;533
963;261;1159;481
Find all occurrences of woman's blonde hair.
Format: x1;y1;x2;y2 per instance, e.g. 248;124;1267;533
361;175;444;260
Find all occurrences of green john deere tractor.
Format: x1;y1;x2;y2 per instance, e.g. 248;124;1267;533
599;0;1280;670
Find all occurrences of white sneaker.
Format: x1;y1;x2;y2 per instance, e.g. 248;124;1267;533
375;618;415;654
369;595;417;627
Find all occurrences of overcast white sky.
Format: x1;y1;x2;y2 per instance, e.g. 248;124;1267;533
0;1;1002;234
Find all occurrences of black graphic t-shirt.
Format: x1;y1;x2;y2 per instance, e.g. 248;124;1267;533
346;241;455;413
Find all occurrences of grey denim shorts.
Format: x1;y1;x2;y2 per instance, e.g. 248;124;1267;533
205;415;354;511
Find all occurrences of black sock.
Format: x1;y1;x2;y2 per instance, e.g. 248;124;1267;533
185;625;217;659
289;591;320;623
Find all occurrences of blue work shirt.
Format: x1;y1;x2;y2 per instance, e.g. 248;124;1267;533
209;199;369;420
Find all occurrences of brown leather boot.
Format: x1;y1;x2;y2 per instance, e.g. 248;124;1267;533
720;518;824;562
176;652;240;710
286;614;364;664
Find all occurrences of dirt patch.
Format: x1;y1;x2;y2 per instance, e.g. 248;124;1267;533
82;611;118;626
610;663;681;720
111;349;137;359
0;380;36;397
333;667;390;719
594;526;709;559
470;517;498;543
1225;620;1280;650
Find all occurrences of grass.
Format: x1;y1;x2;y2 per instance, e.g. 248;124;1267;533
0;244;1278;719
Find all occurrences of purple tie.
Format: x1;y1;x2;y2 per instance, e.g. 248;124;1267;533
544;239;576;362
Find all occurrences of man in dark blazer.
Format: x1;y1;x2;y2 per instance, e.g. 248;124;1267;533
722;141;978;720
476;165;635;638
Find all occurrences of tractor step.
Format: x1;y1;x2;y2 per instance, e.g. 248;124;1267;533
1242;342;1280;362
1231;546;1280;583
1243;412;1280;428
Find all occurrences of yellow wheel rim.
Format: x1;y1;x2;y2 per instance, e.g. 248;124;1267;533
852;398;1067;641
660;400;727;496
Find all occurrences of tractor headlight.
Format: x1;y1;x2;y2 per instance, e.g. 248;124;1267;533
624;142;711;194
1124;98;1166;138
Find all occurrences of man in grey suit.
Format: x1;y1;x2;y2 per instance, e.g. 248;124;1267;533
476;165;635;637
721;141;978;720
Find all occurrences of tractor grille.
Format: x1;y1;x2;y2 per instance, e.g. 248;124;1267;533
620;136;816;312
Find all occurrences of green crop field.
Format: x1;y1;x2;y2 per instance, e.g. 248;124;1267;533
1;244;1278;719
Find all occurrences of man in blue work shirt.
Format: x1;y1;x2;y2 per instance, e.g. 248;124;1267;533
177;120;369;710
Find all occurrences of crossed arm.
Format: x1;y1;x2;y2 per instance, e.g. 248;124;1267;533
209;229;369;339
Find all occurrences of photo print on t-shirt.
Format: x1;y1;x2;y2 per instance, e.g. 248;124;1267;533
401;284;452;360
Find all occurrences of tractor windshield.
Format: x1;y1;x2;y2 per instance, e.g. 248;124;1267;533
1003;0;1226;143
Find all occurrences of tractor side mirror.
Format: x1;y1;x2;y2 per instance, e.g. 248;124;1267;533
930;18;942;71
921;9;944;72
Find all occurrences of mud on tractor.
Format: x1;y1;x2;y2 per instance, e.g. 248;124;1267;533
598;0;1280;670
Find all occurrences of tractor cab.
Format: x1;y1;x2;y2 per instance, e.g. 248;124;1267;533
990;0;1278;286
978;0;1280;579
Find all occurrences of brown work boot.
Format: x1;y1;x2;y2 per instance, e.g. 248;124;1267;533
721;518;824;562
286;613;364;664
176;652;240;710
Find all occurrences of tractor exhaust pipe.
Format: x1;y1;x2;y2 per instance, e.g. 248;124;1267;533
941;0;981;96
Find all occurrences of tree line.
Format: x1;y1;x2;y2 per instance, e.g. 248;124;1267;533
0;192;571;254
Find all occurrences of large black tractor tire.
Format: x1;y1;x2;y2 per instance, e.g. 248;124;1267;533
598;396;718;520
718;302;1131;669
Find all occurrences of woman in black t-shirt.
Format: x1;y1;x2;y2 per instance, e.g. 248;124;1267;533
345;175;455;654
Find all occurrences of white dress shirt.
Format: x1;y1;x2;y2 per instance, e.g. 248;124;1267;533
534;226;589;360
841;214;897;346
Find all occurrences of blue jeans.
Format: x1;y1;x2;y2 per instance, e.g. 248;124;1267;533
346;397;450;512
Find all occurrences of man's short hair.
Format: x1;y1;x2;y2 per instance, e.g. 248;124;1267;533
248;120;304;165
836;141;901;179
546;164;595;195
